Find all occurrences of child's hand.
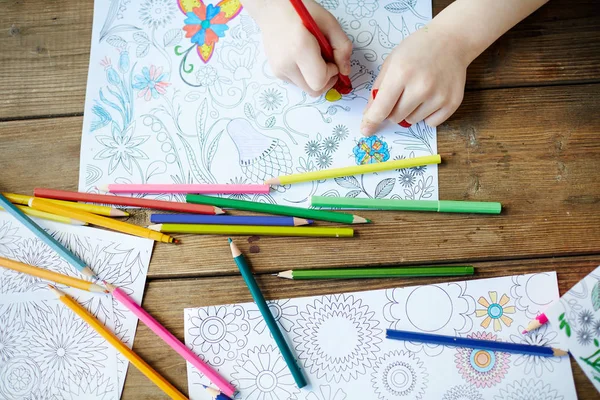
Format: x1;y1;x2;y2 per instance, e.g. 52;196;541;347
361;27;469;135
244;0;352;97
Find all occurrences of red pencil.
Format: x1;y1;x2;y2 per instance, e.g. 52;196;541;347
33;188;224;215
372;89;411;128
289;0;352;94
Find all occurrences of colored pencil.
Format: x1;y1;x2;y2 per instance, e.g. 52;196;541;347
372;89;411;127
3;192;129;217
229;239;307;388
102;183;270;195
523;313;549;334
150;214;312;226
289;0;352;94
186;194;369;224
104;282;236;398
386;329;568;357
1;205;87;226
265;154;441;186
29;198;177;244
0;194;98;279
149;224;353;238
311;196;502;214
34;188;224;215
0;256;107;293
48;286;187;400
276;266;475;280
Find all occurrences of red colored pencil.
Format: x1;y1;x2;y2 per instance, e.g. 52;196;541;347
372;89;411;128
33;188;224;215
289;0;352;94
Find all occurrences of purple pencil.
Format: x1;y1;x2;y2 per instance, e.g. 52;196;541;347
149;214;313;226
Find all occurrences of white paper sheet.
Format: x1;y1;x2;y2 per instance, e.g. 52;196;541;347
184;272;577;399
79;0;438;207
545;265;600;393
0;214;154;398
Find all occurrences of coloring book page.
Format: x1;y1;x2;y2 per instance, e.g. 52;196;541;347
0;292;119;400
545;265;600;393
184;272;577;399
79;0;438;207
0;214;154;397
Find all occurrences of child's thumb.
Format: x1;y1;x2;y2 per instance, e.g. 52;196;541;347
323;25;352;75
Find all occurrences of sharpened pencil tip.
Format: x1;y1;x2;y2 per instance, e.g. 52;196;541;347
521;330;528;334
98;184;109;192
228;238;232;243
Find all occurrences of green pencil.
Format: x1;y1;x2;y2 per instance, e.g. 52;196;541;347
187;194;370;224
228;239;307;388
148;223;354;238
276;266;475;279
311;196;502;214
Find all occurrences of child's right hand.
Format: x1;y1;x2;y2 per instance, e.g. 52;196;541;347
244;0;352;97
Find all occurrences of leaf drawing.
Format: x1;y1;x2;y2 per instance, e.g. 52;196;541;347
334;176;360;189
163;29;182;47
106;35;127;49
206;131;224;168
265;116;276;128
375;178;395;199
592;281;600;311
133;32;149;44
244;103;255;119
136;43;150;58
346;190;362;198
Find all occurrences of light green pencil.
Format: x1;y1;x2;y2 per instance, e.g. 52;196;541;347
276;266;475;279
148;224;354;238
311;196;502;214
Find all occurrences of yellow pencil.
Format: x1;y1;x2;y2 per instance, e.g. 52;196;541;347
1;205;87;226
148;223;354;238
265;154;442;185
0;256;107;293
29;198;177;244
3;193;129;217
48;285;187;400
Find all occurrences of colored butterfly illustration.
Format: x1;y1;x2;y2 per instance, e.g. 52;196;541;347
178;0;243;63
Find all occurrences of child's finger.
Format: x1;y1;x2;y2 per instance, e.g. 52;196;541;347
297;38;339;92
404;98;444;125
321;24;352;75
361;82;403;136
363;63;390;114
286;66;326;97
423;106;453;128
388;89;422;125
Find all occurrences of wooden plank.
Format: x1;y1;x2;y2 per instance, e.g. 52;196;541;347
122;255;600;399
2;83;598;277
1;0;599;119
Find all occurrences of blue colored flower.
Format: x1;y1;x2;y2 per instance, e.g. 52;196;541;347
100;57;121;86
132;65;170;101
183;3;229;47
118;50;130;73
353;136;390;165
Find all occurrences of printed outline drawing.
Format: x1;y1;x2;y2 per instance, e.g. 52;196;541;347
493;378;564;400
371;350;428;399
454;331;511;388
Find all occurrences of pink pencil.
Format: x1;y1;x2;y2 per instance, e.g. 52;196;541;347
101;183;270;195
105;282;237;398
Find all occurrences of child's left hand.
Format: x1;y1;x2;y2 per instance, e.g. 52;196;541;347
361;26;470;135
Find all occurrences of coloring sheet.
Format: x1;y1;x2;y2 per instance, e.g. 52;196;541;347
0;214;154;397
184;272;577;399
0;292;119;400
545;265;600;393
79;0;438;207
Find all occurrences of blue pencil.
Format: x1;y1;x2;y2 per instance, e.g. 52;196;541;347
0;194;99;280
150;214;312;226
386;329;568;357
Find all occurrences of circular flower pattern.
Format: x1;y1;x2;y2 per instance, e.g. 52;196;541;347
254;83;288;116
454;331;510;388
293;294;382;382
576;328;593;346
510;273;558;319
322;137;339;154
442;385;484;400
0;312;29;362
248;299;298;334
306;384;347;400
332;124;350;141
305;140;322;157
353;136;390;165
316;152;333;169
196;65;219;87
139;0;176;29
345;0;378;18
494;379;563;400
371;350;428;399
0;221;19;257
398;171;415;188
232;345;300;400
509;324;560;377
6;239;64;293
475;291;516;332
187;305;250;366
0;357;42;399
578;309;595;327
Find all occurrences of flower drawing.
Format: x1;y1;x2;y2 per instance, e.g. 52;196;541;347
232;345;300;400
248;299;298;334
219;39;258;80
578;309;595;327
94;122;149;175
305;140;322;157
576;328;593;346
58;371;115;400
353;136;390;165
398;170;416;188
180;0;242;63
316;152;333;169
345;0;378;18
442;385;484;400
332;124;349;140
0;312;29;362
139;0;176;29
195;65;219;87
371;350;428;399
254;83;288;116
133;65;170;100
187;305;250;366
494;379;563;400
322;137;339;154
0;356;42;398
475;291;516;332
454;331;510;388
227;177;252;201
0;221;19;257
306;385;347;400
593;320;600;337
509;324;560;377
27;304;108;387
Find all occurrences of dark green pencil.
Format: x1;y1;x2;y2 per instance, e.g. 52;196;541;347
228;239;307;388
276;266;475;279
187;194;369;225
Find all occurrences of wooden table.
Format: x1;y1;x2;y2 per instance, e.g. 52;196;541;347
2;0;600;398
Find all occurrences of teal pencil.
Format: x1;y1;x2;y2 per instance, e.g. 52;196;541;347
228;239;307;388
0;194;98;280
